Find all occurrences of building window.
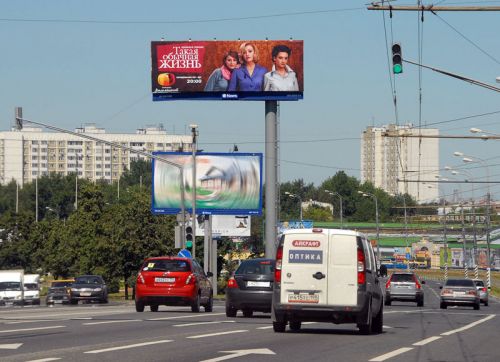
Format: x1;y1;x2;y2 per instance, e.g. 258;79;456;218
32;141;39;145
32;171;38;176
32;156;38;160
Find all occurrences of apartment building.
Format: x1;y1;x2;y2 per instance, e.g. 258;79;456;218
0;125;192;186
360;124;440;203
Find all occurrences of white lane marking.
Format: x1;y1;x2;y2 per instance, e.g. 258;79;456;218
83;319;142;325
0;343;23;349
148;312;225;321
26;358;62;362
383;325;393;329
256;326;273;330
369;347;414;362
84;339;173;354
0;309;127;320
4;319;55;324
0;325;65;334
174;321;235;327
412;336;442;346
302;322;317;325
441;314;496;336
384;309;434;314
187;330;248;339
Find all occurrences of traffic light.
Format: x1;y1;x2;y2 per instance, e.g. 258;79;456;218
391;43;403;74
185;226;193;249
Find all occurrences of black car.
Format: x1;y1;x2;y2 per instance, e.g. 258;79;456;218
70;275;108;304
46;279;74;305
225;258;275;317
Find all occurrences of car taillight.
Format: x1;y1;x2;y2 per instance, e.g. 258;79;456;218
357;247;366;285
442;288;452;295
413;275;421;289
227;278;238;289
137;272;145;285
186;274;196;285
467;290;477;296
274;246;283;283
385;277;392;289
481;287;487;292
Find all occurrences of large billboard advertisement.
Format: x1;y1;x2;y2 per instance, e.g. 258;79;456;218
152;152;263;215
195;215;251;237
151;40;303;101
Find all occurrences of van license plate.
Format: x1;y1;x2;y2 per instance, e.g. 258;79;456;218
288;293;319;304
155;277;175;283
247;281;270;287
80;292;91;297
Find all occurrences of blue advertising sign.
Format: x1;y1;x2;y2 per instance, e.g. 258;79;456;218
152;152;263;215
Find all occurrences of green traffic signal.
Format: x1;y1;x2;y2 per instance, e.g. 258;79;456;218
185;226;193;249
186;240;193;248
391;43;403;74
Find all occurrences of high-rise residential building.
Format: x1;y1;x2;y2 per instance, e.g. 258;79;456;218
361;124;439;203
0;124;192;186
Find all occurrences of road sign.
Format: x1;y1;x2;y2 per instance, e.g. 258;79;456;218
178;249;192;259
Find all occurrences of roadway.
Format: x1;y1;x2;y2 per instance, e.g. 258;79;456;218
0;280;498;362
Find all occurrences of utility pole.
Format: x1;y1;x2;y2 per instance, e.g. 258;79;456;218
190;124;198;258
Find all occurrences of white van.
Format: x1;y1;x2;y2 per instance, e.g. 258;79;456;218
23;274;41;305
271;228;384;334
0;270;25;305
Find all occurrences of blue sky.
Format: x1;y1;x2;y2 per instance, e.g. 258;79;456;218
2;1;500;201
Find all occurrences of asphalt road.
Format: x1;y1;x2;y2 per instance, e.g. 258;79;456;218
0;280;498;362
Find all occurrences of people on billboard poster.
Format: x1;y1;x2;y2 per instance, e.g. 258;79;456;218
204;50;240;91
227;42;267;91
264;45;299;91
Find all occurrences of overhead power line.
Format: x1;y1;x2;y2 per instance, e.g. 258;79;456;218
0;7;363;25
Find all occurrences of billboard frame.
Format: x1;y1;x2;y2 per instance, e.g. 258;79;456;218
151;152;263;216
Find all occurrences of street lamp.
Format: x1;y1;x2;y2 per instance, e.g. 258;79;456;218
285;191;303;222
325;190;343;229
358;191;380;264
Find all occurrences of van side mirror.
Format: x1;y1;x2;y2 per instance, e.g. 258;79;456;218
207;271;213;277
421;280;426;284
439;286;443;289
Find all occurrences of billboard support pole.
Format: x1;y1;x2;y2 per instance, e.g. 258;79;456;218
265;101;278;258
203;215;210;274
190;125;198;258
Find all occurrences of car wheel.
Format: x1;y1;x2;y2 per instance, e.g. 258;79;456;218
242;309;253;318
191;294;201;313
289;321;301;331
373;303;383;334
70;299;78;305
417;298;424;307
204;295;213;313
440;302;447;309
135;300;145;312
273;321;286;333
384;298;391;306
100;298;108;304
359;301;373;335
473;303;480;310
484;300;489;306
150;305;159;312
226;305;237;317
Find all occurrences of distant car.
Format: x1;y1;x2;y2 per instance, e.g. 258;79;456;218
440;278;480;310
385;272;425;307
69;275;108;304
46;279;74;305
135;257;213;313
225;258;275;317
472;279;489;306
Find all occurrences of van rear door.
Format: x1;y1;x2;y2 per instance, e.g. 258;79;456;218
327;234;358;306
280;232;328;306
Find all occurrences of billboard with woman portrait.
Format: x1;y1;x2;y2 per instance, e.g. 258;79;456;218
151;40;303;101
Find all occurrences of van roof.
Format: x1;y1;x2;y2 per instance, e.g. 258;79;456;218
282;228;364;237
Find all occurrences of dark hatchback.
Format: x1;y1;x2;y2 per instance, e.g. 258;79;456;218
69;275;108;304
46;279;74;305
225;258;275;317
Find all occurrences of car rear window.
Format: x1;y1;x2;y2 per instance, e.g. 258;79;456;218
143;259;191;272
236;260;275;275
75;277;102;284
51;282;72;288
474;280;485;287
391;274;414;282
445;279;474;287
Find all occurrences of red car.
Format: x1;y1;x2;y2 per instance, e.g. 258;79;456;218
135;257;213;313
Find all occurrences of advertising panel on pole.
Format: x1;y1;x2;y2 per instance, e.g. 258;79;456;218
151;40;304;101
195;215;251;237
152;152;262;215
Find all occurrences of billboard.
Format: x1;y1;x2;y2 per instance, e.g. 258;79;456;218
151;40;303;101
152;152;262;215
195;215;251;237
